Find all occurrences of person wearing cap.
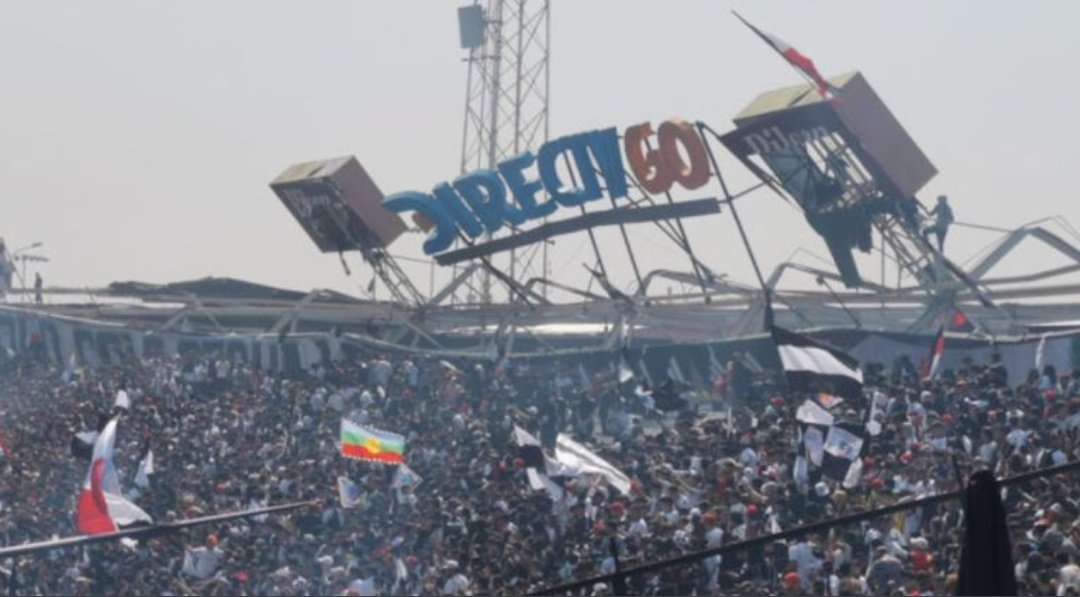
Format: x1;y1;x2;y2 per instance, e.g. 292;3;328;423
781;565;802;596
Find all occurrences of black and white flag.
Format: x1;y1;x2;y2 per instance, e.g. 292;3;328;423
554;434;632;495
514;426;567;500
134;448;154;489
772;326;863;405
514;426;632;497
774;326;867;487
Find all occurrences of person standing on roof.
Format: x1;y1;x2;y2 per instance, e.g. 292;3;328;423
925;195;954;252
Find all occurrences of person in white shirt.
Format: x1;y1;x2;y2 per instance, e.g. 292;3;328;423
738;446;759;469
404;360;419;389
789;539;822;587
978;436;999;466
369;356;392;387
705;526;724;549
1058;560;1080;596
441;563;470;596
1007;427;1032;450
182;535;224;580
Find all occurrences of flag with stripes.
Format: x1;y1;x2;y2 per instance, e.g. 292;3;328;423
922;325;945;380
76;418;152;534
775;326;867;485
772;326;864;406
514;426;632;497
734;12;839;98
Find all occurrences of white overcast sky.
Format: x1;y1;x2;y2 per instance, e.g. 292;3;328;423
3;1;1079;301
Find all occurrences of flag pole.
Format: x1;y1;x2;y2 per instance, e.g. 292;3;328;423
731;11;836;99
0;499;319;559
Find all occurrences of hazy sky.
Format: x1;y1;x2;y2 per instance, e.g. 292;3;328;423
3;1;1080;302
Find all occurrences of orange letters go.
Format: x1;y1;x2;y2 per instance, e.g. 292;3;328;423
623;117;710;195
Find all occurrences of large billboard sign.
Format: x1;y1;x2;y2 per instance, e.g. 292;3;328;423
383;117;718;260
270;157;406;254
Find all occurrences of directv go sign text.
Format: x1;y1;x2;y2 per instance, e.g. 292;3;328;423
384;118;711;255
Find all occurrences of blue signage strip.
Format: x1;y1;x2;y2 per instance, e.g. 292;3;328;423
384;127;629;256
433;197;721;266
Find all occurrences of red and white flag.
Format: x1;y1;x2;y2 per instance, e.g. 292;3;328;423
922;326;946;380
76;418;152;535
734;12;838;98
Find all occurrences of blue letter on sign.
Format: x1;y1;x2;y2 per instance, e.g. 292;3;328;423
586;127;629;200
538;134;603;208
498;152;556;221
432;182;484;241
383;191;456;255
453;169;525;233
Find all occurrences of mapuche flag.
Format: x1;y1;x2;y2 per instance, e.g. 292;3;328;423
340;420;405;465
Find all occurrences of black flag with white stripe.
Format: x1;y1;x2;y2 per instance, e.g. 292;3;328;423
771;326;864;407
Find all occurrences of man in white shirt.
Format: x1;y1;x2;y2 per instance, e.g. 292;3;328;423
789;539;822;585
182;535;224;580
369;356;392;387
441;562;470;596
1007;426;1033;450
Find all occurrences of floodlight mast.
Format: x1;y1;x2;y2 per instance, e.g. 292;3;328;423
456;0;551;305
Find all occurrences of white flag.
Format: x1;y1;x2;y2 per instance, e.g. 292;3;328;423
114;389;131;410
134;449;154;489
804;426;825;467
391;464;423;490
62;353;77;383
823;426;864;461
796;400;834;427
1036;333;1048;373
338;476;361;509
793;455;809;488
526;468;564;501
617;356;635;384
842;457;863;489
554;434;632;495
246;498;268;523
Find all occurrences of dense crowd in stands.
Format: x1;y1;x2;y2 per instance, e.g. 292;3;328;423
1;342;1079;596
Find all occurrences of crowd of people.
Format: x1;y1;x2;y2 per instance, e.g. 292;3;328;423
0;339;1078;596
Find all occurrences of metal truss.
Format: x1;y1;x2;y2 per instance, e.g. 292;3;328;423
455;0;551;305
